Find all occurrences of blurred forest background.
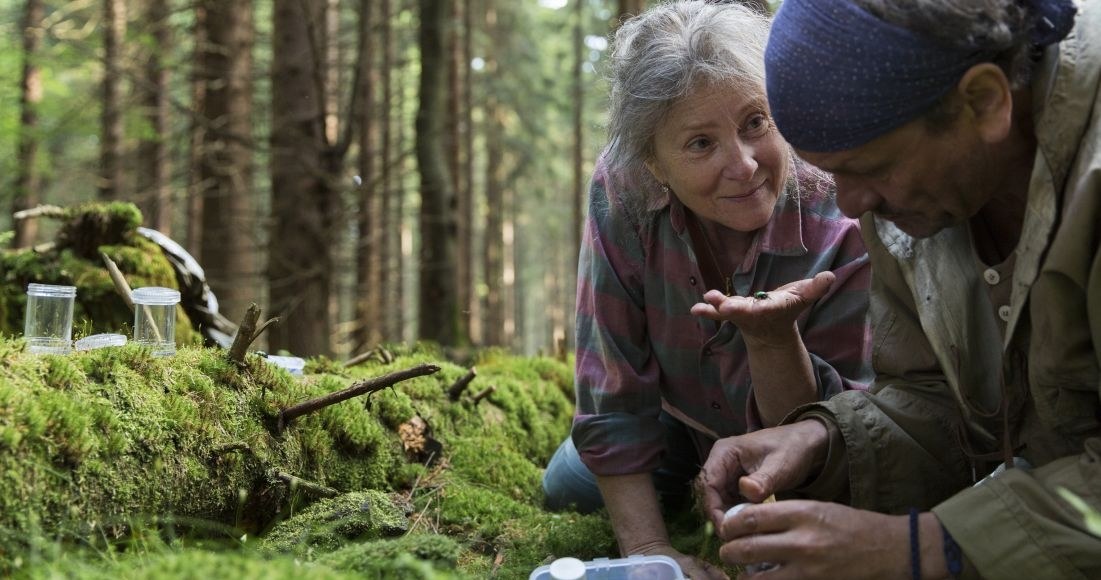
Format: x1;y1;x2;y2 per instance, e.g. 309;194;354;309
0;0;770;359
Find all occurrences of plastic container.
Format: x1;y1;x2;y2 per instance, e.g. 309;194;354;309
75;333;128;351
24;283;77;354
131;287;180;357
530;555;684;580
266;355;306;376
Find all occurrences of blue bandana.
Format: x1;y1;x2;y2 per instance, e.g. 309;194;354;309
765;0;1078;153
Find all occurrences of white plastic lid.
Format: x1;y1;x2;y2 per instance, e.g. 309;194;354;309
27;283;77;298
132;287;181;306
548;558;586;580
75;334;128;351
266;355;306;375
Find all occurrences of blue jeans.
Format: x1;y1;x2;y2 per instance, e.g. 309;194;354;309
542;412;703;513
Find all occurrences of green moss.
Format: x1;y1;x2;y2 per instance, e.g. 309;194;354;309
317;533;464;579
259;491;409;557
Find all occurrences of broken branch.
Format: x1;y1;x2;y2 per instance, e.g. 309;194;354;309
446;367;477;401
277;363;441;432
472;385;497;405
227;304;263;365
271;470;338;498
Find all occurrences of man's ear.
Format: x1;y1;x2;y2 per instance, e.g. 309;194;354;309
957;63;1014;143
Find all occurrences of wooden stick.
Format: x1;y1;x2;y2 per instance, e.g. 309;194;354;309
277;363;441;432
271;470;338;498
101;252;135;311
446;367;477;401
252;317;280;342
472;385;496;405
227;304;262;365
343;349;375;368
13;204;66;221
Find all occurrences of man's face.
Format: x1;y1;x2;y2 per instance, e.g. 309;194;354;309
797;117;996;238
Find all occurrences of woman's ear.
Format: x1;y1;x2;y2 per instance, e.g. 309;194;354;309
644;158;666;185
957;63;1014;143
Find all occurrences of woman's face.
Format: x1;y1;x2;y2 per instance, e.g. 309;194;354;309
646;83;788;232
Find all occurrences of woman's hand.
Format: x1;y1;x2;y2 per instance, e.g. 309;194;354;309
690;271;835;348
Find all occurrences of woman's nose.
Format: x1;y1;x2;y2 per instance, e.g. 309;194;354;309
721;142;757;181
834;176;882;218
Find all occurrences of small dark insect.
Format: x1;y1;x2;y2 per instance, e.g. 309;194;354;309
753;291;769;300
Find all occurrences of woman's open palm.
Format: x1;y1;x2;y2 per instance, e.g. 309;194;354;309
690;271;835;345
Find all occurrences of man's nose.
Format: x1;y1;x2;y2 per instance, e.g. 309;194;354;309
834;176;882;218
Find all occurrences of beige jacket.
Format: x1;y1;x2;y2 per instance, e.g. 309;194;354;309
793;3;1101;578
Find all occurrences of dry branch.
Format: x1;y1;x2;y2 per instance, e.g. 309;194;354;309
277;363;441;432
472;385;496;405
446;367;477;401
13;204;66;221
343;349;375;368
101;252;135;311
271;470;338;498
227;304;262;365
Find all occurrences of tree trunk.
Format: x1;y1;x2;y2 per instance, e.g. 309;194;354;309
99;0;126;200
570;0;585;351
354;0;382;352
198;0;255;324
461;0;477;344
270;0;337;356
137;0;172;234
186;4;207;257
379;0;400;342
448;0;472;345
416;0;458;346
481;3;504;347
13;0;44;249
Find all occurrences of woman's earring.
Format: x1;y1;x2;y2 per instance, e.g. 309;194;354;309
661;183;671;196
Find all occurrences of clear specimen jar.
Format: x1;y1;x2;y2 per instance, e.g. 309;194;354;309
131;287;180;356
24;283;77;354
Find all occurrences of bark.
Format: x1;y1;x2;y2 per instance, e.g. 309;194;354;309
416;0;459;346
354;0;382;352
460;0;477;343
198;0;255;325
137;0;173;234
448;0;472;344
13;0;44;249
269;0;337;356
481;3;504;346
379;0;400;342
99;0;127;200
570;0;585;351
186;3;207;256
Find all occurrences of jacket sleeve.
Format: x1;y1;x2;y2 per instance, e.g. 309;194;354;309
571;164;666;476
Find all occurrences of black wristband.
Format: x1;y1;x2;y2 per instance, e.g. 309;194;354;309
941;522;963;578
910;508;921;580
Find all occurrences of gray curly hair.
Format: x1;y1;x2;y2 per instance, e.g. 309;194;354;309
603;1;774;187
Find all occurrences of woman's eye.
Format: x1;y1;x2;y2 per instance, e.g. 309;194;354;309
686;137;712;151
742;114;769;136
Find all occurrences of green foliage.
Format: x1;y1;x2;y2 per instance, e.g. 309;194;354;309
259;491;409;556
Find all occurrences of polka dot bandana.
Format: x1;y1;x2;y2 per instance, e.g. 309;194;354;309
764;0;1076;154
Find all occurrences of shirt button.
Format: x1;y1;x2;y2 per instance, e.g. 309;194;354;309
998;305;1011;322
689;276;697;286
983;268;1000;285
711;401;721;410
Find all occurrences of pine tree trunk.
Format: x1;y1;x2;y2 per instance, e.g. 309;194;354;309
99;0;126;200
447;0;471;345
416;0;458;346
570;0;585;351
186;4;207;257
270;0;337;356
354;0;382;352
460;0;477;344
198;0;255;324
379;0;401;342
137;0;172;234
13;0;44;249
481;3;504;347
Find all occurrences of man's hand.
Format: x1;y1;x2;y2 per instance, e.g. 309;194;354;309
636;544;728;580
717;500;914;579
690;272;834;348
697;421;830;530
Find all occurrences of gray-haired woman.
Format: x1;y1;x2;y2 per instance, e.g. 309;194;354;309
542;2;873;578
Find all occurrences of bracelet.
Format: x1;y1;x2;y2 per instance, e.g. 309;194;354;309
941;523;963;578
909;508;922;580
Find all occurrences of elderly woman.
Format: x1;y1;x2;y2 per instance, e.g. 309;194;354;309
541;2;873;578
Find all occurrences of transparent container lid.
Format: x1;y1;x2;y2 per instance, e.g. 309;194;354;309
132;287;181;306
530;555;685;580
27;283;77;298
75;333;128;351
266;355;306;375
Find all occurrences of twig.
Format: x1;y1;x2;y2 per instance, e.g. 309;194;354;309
472;385;497;405
14;204;66;221
277;363;441;432
101;252;135;311
227;304;262;365
253;317;280;342
446;367;477;401
271;470;338;498
343;349;375;368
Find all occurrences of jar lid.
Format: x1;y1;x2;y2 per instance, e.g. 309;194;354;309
548;558;587;580
27;283;77;298
131;287;181;306
75;333;128;351
266;355;306;375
